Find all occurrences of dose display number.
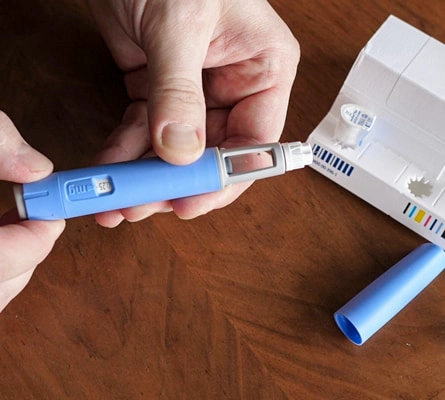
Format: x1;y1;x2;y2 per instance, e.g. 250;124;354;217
94;177;114;195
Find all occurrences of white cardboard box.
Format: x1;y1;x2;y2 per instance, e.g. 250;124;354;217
308;15;445;248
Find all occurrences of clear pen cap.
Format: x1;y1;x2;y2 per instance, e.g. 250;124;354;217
217;141;313;186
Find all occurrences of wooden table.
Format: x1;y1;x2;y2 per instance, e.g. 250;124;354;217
0;0;444;398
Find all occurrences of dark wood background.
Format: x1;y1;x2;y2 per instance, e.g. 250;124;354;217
0;0;444;399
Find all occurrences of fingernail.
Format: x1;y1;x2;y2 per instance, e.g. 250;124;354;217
161;123;200;153
17;143;52;173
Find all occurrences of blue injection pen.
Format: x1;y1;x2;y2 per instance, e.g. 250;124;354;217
13;141;313;220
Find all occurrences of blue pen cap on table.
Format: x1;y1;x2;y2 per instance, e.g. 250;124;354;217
334;243;445;345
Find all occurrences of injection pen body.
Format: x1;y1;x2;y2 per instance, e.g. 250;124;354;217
15;148;222;220
14;142;312;220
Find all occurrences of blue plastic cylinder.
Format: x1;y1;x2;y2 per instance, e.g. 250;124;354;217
22;148;222;220
334;243;445;345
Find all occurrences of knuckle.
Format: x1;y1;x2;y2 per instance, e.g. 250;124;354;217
155;77;204;108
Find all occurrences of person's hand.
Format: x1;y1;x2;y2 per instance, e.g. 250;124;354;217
89;0;300;227
0;111;65;313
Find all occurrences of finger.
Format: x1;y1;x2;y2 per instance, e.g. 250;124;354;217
0;269;34;313
203;59;282;109
94;201;173;228
140;2;221;165
0;111;53;183
119;202;173;222
95;102;151;165
94;210;125;228
226;87;289;144
204;50;299;144
172;181;252;220
0;219;65;282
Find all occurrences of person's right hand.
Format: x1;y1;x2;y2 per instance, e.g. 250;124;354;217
0;111;65;313
89;0;300;227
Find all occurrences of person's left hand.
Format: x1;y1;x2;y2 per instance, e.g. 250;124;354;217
0;111;65;312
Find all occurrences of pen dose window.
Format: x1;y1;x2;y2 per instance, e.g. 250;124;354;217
94;177;114;195
225;150;275;175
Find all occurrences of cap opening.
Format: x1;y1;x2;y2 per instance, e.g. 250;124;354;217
334;313;363;345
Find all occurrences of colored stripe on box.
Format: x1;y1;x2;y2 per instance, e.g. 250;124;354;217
403;202;445;239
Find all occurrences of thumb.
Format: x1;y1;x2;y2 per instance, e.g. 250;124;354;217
141;5;215;165
0;111;53;183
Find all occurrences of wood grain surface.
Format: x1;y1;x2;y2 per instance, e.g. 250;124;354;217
0;0;444;399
